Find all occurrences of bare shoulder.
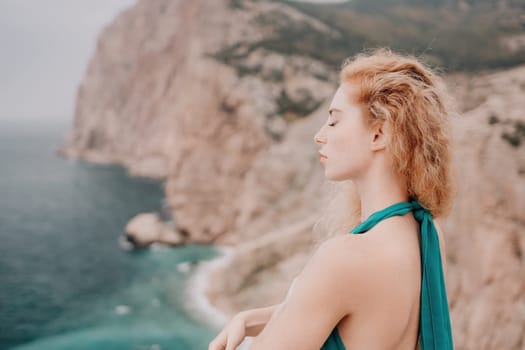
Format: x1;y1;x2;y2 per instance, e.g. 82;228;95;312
295;235;358;289
338;221;423;305
288;235;366;306
310;231;405;270
296;234;389;311
247;235;365;349
306;234;373;274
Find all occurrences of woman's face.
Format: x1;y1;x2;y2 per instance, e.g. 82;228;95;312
314;83;375;181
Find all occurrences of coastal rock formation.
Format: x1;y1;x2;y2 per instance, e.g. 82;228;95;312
125;212;185;247
61;0;524;348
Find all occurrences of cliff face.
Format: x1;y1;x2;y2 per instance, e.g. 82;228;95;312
443;69;525;349
60;0;336;243
61;0;525;348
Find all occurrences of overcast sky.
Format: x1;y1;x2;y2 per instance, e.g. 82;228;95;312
0;0;137;125
0;0;346;126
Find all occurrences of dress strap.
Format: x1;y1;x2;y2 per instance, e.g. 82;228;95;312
350;200;454;349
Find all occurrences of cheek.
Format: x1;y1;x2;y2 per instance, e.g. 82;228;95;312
327;130;372;178
333;126;368;156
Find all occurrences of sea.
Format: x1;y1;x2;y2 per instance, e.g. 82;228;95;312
0;121;223;350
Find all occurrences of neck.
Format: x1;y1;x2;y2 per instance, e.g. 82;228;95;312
354;157;409;222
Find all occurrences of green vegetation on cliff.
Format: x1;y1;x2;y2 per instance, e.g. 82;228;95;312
277;0;525;72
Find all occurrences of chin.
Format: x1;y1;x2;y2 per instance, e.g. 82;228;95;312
324;164;361;181
324;170;352;182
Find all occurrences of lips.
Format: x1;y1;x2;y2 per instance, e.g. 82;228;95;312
319;151;327;164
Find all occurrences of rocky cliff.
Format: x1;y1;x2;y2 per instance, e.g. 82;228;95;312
60;0;525;348
59;0;336;244
443;69;525;349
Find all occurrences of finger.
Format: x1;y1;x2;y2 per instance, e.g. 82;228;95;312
225;331;244;350
227;316;249;350
209;332;227;350
208;339;225;350
225;340;236;350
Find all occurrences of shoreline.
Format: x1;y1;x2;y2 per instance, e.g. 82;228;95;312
185;244;255;349
184;245;235;330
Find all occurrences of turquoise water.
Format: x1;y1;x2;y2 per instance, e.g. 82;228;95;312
0;122;220;350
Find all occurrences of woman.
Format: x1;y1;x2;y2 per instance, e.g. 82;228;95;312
209;48;455;350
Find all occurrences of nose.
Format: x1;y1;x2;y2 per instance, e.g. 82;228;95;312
314;126;326;145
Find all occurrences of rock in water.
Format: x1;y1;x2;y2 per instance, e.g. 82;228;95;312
125;212;184;247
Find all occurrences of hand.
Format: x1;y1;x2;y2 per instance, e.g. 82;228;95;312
208;312;247;350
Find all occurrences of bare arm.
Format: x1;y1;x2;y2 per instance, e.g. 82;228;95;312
208;303;282;350
240;302;283;337
247;238;353;350
208;278;298;349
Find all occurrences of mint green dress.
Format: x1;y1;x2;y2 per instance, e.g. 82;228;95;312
320;200;454;349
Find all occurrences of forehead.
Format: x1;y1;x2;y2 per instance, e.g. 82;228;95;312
329;83;360;110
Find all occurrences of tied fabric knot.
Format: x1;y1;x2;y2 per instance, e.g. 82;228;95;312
410;199;430;222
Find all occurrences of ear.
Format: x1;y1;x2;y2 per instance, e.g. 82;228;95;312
370;121;388;151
